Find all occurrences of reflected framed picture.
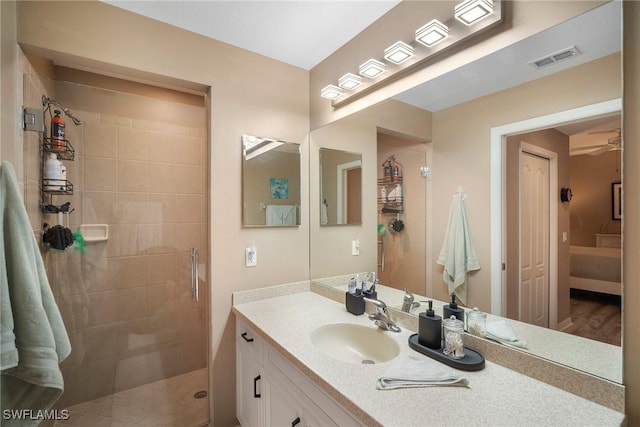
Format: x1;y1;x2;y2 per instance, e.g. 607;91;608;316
612;182;622;220
270;178;289;199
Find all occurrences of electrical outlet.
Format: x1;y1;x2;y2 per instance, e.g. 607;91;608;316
351;239;360;256
246;246;257;267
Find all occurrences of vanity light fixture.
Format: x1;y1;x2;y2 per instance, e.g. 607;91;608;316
338;73;362;90
415;19;449;47
384;41;414;64
455;0;494;25
359;59;386;78
320;84;343;100
321;0;503;106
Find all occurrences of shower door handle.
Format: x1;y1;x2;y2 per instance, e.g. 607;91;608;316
377;237;385;273
190;247;200;302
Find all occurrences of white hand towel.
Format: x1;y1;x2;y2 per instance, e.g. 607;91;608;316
486;320;528;349
321;202;328;225
436;195;480;304
376;353;469;390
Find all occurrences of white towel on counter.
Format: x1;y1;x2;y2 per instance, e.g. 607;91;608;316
436;192;480;304
486;320;528;349
266;204;297;226
377;353;469;390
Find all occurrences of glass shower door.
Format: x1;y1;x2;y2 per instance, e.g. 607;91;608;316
23;75;211;427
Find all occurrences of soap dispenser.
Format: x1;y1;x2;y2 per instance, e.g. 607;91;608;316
418;300;442;349
443;293;464;321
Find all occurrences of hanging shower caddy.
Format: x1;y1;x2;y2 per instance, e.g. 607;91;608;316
378;155;404;214
23;95;81;213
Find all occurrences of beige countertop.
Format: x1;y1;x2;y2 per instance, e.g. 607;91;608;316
232;291;624;427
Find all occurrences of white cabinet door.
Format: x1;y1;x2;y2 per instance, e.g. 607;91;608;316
264;365;338;427
235;316;361;427
236;345;262;427
236;319;263;427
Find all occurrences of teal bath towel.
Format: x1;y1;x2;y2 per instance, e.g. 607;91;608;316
0;162;71;425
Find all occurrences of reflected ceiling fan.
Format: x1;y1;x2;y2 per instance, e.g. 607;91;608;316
587;129;622;156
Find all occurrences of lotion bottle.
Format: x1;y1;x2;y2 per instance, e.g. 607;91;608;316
443;293;464;321
418;300;442;349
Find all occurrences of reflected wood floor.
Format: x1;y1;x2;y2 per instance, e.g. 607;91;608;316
565;289;621;346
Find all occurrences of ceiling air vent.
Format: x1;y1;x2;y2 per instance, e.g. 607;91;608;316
529;46;581;69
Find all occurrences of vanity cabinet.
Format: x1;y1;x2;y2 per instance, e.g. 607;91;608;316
236;317;363;427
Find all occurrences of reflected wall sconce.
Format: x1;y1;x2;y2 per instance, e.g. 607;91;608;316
560;187;573;203
320;84;343;100
359;59;386;78
455;0;494;25
415;19;449;47
321;0;503;106
338;73;362;90
384;41;414;64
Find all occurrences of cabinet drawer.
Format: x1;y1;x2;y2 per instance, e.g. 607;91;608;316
236;317;262;360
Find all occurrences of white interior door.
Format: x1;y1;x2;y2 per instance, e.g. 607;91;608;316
520;150;550;327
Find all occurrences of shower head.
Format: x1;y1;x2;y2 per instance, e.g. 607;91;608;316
42;95;83;126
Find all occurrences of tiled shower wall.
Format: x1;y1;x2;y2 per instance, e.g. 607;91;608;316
377;133;431;297
21;57;208;408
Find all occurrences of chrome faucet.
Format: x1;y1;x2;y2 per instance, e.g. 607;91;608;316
363;297;401;332
401;289;421;313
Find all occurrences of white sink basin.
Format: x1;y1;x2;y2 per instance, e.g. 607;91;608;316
310;323;400;364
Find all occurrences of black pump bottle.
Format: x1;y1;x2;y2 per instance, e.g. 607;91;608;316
443;293;464;321
418;300;442;349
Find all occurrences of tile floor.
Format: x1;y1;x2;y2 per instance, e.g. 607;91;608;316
56;368;209;427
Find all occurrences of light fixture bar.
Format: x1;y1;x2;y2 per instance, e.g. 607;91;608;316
338;73;362;90
384;41;414;64
320;84;343;100
359;59;386;78
323;0;503;106
455;0;494;25
415;19;449;47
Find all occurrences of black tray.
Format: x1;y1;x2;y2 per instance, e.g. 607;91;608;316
408;334;485;371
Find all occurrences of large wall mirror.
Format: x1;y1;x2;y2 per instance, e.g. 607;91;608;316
309;1;622;384
242;134;301;227
319;148;362;226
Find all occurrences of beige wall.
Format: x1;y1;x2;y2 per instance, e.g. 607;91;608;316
569;151;622;245
430;53;620;312
505;129;570;323
15;1;310;425
1;1;20;180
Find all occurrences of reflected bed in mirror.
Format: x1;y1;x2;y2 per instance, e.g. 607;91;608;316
319;148;362;225
242;134;301;227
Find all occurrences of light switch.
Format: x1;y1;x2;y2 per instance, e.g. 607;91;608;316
246;244;257;267
562;231;568;243
352;239;360;256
